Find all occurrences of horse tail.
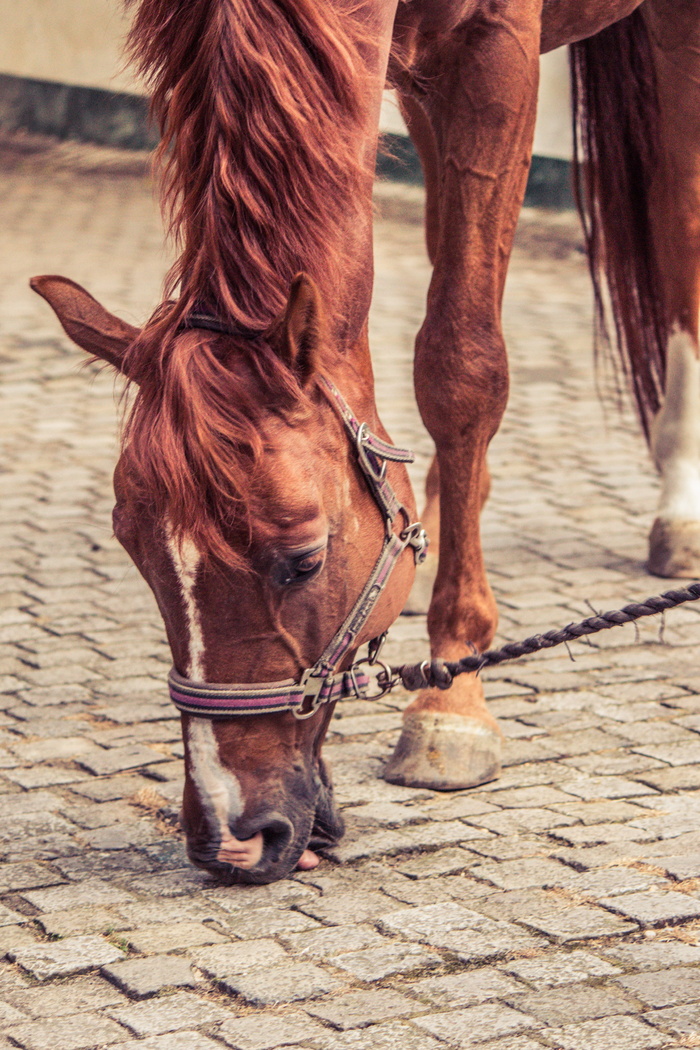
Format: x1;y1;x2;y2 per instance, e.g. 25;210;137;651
123;0;371;332
570;9;666;442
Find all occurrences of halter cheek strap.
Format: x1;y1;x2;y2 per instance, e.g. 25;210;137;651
168;374;428;719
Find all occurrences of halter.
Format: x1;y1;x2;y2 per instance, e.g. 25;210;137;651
168;319;428;720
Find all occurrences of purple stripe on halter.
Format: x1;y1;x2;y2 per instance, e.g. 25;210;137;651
169;687;301;710
169;669;371;716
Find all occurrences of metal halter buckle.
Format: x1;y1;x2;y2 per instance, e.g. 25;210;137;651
293;669;332;720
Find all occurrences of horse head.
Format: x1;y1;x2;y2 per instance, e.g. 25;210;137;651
32;272;418;883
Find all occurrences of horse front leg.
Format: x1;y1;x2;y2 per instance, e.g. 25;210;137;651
384;3;542;789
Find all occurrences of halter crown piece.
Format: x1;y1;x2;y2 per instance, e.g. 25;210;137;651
168;323;428;720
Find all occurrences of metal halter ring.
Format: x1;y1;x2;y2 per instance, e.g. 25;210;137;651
353;657;397;701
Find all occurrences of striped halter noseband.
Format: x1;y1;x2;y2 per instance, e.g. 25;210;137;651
168;316;428;720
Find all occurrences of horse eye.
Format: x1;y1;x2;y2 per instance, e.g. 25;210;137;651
273;547;326;587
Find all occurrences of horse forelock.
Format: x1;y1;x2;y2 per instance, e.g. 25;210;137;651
120;328;313;570
125;0;375;332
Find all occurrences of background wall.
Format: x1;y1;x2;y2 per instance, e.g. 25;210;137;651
0;0;573;199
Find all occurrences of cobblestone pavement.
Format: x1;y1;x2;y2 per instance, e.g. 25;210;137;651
2;134;700;1050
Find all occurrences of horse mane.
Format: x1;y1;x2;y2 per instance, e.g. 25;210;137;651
120;0;374;565
124;0;373;337
121;328;313;570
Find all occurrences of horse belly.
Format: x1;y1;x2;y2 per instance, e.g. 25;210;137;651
541;0;643;52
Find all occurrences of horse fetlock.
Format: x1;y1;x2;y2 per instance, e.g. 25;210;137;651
383;709;501;790
648;516;700;577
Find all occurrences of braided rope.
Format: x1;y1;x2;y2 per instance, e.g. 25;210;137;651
393;581;700;692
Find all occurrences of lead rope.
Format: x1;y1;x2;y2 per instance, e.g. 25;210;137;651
388;581;700;693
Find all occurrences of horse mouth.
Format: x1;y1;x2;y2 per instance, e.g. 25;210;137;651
186;786;344;884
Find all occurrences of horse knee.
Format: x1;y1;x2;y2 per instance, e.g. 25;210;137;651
414;323;509;445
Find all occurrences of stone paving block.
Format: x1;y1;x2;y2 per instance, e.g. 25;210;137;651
2;975;125;1017
475;1039;546;1050
306;988;421;1030
126;921;228;953
599;890;700;927
215;1010;331;1050
549;799;646;825
547;823;647;847
189;939;289;977
413;1003;536;1044
394;847;475;879
508;983;637;1025
5;767;91;789
217;905;322;938
501;949;622;987
553;866;667;898
0;791;64;817
449;923;550;963
376;902;492;942
332;943;442;981
71;774;157;802
21;878;134;913
484;785;574;809
299;890;402;925
281;924;386;958
558;776;658;800
5;1012;129;1050
475;890;638;941
106;1035;222;1050
0;903;25;927
602;939;700;970
77;745;168;776
633;741;700;767
642;1003;700;1038
202;880;318;912
102;954;197;999
385;872;493;907
547;1015;667;1049
108;991;234;1036
37;906;121;938
307;1021;445;1050
655;853;700;880
221;960;343;1004
469;857;572;890
0;999;29;1024
344;801;419;825
9;934;125;980
615;965;700;1008
633;765;700;793
0;924;40;957
407;967;523;1008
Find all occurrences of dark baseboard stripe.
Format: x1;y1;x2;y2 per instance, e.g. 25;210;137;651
0;74;574;207
0;73;157;151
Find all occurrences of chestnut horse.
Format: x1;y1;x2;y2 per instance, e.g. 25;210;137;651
32;0;700;883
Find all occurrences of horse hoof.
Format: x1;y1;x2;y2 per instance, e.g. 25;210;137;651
648;518;700;578
402;555;437;615
383;711;501;790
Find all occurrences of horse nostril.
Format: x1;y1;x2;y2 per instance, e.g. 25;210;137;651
233;812;294;864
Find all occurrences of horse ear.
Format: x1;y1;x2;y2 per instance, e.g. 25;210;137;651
278;273;323;386
30;275;139;375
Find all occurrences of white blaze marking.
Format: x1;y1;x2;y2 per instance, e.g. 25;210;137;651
651;329;700;522
166;529;205;681
186;718;243;837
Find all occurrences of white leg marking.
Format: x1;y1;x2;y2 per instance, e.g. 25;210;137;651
651;329;700;522
166;530;205;681
187;718;243;838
